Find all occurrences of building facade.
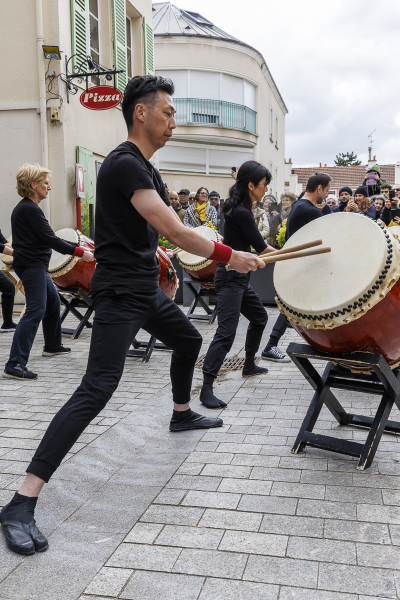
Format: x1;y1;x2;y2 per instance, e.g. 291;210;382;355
152;3;288;199
0;0;154;235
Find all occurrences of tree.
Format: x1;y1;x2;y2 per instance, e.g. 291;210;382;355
334;152;362;166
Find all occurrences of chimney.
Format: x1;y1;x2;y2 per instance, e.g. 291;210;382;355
324;164;327;167
319;163;322;167
289;158;292;163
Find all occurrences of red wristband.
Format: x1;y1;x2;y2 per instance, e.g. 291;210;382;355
209;241;232;263
73;246;84;258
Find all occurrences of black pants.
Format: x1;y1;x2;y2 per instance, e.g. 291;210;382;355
7;268;61;367
202;272;268;379
0;271;15;326
266;313;288;349
27;287;202;482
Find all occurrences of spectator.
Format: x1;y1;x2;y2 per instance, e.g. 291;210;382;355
317;198;332;215
327;196;337;210
209;191;221;230
380;189;400;225
252;200;270;240
346;186;376;219
380;183;391;201
371;194;385;220
362;164;386;196
183;186;218;228
280;192;296;222
169;191;186;222
189;191;196;205
164;182;169;195
333;187;352;212
178;189;190;210
266;195;281;248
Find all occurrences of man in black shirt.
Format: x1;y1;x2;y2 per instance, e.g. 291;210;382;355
262;173;332;362
1;76;264;555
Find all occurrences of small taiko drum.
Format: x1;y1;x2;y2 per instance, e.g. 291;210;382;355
177;226;222;285
274;213;400;368
49;228;95;295
157;247;178;299
0;236;13;266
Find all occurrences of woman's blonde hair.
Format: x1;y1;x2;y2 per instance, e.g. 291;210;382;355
16;164;51;198
359;197;372;214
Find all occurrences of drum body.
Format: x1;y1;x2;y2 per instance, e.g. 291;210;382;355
49;229;95;295
274;214;400;367
157;247;178;299
178;226;222;282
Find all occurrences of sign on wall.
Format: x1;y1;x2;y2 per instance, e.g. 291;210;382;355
75;164;86;198
79;85;123;111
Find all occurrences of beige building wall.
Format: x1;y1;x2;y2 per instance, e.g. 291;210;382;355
0;0;151;234
154;36;287;199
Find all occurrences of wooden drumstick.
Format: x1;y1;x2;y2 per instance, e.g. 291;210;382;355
225;245;331;271
261;239;323;257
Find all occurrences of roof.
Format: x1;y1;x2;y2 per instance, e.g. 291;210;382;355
292;165;396;188
152;2;288;115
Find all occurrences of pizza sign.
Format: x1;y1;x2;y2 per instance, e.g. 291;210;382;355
79;85;123;110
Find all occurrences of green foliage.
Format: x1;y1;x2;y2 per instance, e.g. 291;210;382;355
80;192;94;237
334;152;362;166
276;222;286;249
158;236;176;250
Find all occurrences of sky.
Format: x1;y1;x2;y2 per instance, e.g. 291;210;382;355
169;0;400;167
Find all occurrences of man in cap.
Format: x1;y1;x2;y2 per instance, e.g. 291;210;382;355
333;187;353;212
209;191;221;230
178;189;190;210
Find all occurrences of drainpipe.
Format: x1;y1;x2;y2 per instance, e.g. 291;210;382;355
36;0;51;222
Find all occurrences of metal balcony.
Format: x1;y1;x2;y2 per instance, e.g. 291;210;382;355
174;98;257;135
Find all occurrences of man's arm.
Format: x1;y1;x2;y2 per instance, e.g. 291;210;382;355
131;189;264;273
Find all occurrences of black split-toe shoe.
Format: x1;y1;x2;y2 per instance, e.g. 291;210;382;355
1;520;48;555
170;411;223;432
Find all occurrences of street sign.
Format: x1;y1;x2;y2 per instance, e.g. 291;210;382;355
79;85;123;111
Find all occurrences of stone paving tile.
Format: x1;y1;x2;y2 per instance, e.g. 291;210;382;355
271;481;325;500
325;484;382;504
238;494;297;515
107;542;181;571
318;563;397;596
279;590;358;600
199;578;279;599
119;571;204;600
297;499;356;520
140;504;205;526
155;524;224;549
181;490;241;509
166;474;221;491
356;541;400;569
244;555;319;588
85;567;132;597
217;477;272;495
172;548;248;579
219;530;287;556
199;508;262;531
124;523;163;544
287;536;356;564
324;519;391;544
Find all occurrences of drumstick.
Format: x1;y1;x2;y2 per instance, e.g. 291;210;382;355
172;247;182;255
262;239;323;257
225;246;331;271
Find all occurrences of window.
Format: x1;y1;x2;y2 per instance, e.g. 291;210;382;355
275;167;278;196
126;16;133;80
275;117;278;145
89;0;100;84
270;161;273;194
191;71;219;100
270;108;273;140
157;70;188;97
158;142;253;175
221;74;243;105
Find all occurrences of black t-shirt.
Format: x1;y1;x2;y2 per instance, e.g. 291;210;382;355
286;198;321;240
91;141;170;293
222;204;267;254
11;198;77;270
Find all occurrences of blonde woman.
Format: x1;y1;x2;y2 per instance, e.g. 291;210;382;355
3;164;94;381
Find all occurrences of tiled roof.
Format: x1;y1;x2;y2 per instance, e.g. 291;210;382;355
292;165;396;188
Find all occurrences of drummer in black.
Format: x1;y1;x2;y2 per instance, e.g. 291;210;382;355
0;76;264;556
201;161;276;409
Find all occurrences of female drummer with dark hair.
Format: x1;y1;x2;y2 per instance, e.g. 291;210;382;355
200;160;275;409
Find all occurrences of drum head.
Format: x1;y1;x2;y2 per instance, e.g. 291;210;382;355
49;228;79;273
178;226;218;266
0;236;13;265
389;225;400;241
274;213;388;315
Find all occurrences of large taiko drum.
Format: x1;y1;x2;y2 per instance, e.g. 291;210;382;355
49;228;95;295
274;213;400;368
157;247;178;299
177;226;222;284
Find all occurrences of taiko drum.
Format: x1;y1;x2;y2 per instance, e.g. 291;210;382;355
49;229;95;295
177;225;222;284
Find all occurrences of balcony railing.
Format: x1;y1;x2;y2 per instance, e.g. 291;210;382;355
174;98;257;135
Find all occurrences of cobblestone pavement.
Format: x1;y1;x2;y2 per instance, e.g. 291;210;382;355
0;306;400;600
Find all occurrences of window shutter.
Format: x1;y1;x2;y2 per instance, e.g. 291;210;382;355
112;0;128;91
143;17;155;76
70;0;89;72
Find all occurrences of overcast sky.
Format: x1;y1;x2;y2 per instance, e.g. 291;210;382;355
171;0;400;167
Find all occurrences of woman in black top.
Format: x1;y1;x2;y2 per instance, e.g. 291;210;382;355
4;164;94;381
0;232;16;332
200;161;274;409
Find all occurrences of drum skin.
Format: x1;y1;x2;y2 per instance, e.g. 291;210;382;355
51;233;95;295
294;277;400;366
157;247;178;300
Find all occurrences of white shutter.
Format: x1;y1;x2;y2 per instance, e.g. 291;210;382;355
159;145;206;173
209;148;253;175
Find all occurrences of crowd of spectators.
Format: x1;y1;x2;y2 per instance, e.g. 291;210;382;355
164;165;400;249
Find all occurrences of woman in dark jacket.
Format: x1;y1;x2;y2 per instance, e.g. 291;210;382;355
200;161;275;408
3;164;94;381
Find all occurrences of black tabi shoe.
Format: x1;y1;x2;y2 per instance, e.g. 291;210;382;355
170;411;223;432
42;345;71;357
3;364;38;380
0;322;17;333
242;364;269;378
0;519;48;555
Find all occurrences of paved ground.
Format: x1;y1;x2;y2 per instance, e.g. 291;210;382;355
0;305;400;600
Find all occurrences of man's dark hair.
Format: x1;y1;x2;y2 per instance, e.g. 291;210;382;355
306;173;332;193
122;75;175;132
380;183;392;191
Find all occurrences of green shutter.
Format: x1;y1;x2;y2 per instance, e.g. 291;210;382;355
76;146;94;236
143;17;155;76
112;0;128;91
70;0;89;72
